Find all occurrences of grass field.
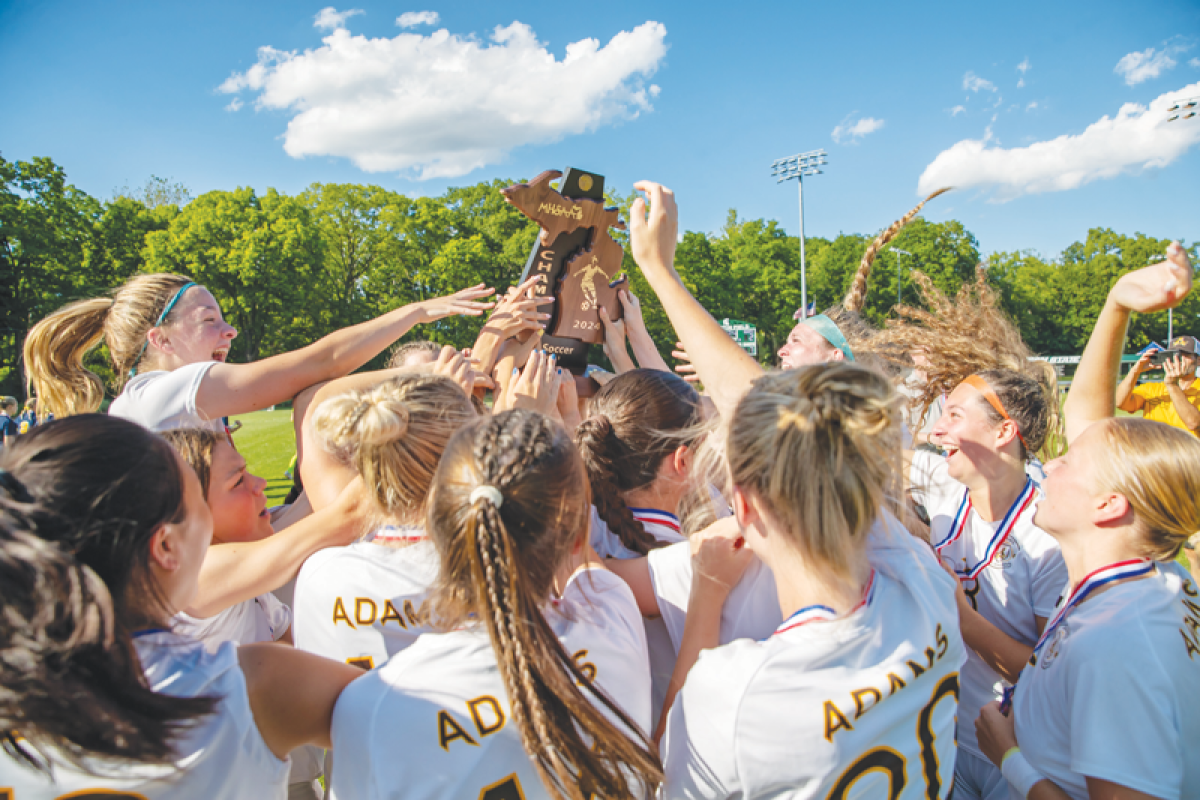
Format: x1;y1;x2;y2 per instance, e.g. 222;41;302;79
229;409;297;503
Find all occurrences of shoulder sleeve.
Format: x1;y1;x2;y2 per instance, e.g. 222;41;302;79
661;645;750;798
1065;627;1183;799
330;673;389;800
255;593;292;642
1024;529;1068;620
909;450;954;509
647;541;693;652
1127;382;1152;410
111;362;218;432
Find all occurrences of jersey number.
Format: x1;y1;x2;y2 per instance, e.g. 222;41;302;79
826;673;959;800
479;773;526;800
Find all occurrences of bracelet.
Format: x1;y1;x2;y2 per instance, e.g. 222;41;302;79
1000;748;1045;799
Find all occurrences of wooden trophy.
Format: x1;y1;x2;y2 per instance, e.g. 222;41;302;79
502;168;629;377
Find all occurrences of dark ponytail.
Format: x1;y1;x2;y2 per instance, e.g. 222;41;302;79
430;410;663;799
575;370;700;556
0;415;217;773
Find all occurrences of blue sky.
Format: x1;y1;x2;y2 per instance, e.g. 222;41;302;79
2;0;1197;259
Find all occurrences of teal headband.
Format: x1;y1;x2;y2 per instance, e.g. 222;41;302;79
129;282;197;377
803;314;855;362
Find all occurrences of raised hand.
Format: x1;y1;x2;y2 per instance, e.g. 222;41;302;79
672;341;701;384
556;368;582;432
484;275;553;338
689;516;752;593
598;304;634;373
429;345;478;397
498;349;560;416
629;181;679;279
1109;241;1193;314
1164;353;1192;387
411;284;497;323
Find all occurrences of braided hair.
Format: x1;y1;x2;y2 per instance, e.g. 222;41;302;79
575;370;701;556
428;410;663;799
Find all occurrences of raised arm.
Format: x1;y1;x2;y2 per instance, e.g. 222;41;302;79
1064;243;1192;444
628;182;763;417
619;290;673;373
194;284;495;421
188;478;371;617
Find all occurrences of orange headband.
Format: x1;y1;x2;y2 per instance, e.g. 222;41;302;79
963;374;1028;451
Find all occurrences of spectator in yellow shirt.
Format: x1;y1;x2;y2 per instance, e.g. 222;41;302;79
1117;335;1200;434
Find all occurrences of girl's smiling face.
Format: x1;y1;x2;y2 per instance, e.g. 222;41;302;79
160;287;238;366
207;439;274;545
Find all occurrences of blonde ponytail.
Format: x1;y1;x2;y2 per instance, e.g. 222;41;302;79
23;298;113;417
729;364;902;580
24;274;195;418
312;374;475;522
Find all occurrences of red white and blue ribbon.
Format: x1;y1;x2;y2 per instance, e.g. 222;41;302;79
373;525;426;544
630;507;681;534
933;478;1038;580
1031;558;1154;661
774;570;877;636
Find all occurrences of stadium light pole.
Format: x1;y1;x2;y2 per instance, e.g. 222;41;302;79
893;248;913;307
772;149;828;318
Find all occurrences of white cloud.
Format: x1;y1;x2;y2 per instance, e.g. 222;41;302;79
917;81;1200;200
1191;57;1200;68
950;105;966;117
314;7;363;31
1026;101;1038;111
1115;39;1195;85
1116;47;1178;85
396;11;439;28
831;115;884;144
225;97;243;112
219;19;669;179
1017;58;1030;88
963;71;997;92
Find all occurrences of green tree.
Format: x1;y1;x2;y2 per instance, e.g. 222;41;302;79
0;155;114;396
143;188;323;362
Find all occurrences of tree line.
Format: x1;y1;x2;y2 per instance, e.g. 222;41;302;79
2;154;1196;399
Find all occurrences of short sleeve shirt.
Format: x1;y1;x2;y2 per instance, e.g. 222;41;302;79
661;540;965;799
109;362;222;432
1128;380;1200;434
909;451;1066;758
294;534;440;670
329;568;651;800
174;592;292;650
1014;563;1200;799
0;631;288;798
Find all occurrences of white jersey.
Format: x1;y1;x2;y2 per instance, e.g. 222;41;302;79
294;529;439;670
0;631;288;799
329;567;651;800
589;505;686;560
174;592;291;651
109;361;223;432
661;532;966;799
909;451;1067;758
591;505;686;729
1013;562;1200;800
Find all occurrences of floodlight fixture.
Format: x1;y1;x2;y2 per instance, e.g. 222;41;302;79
772;149;829;317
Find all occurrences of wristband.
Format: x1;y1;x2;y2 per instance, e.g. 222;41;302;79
1000;746;1021;767
1000;748;1044;799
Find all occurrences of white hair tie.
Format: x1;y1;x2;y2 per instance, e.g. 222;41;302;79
469;485;503;508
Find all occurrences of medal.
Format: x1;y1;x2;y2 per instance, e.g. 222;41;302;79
933;478;1038;579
